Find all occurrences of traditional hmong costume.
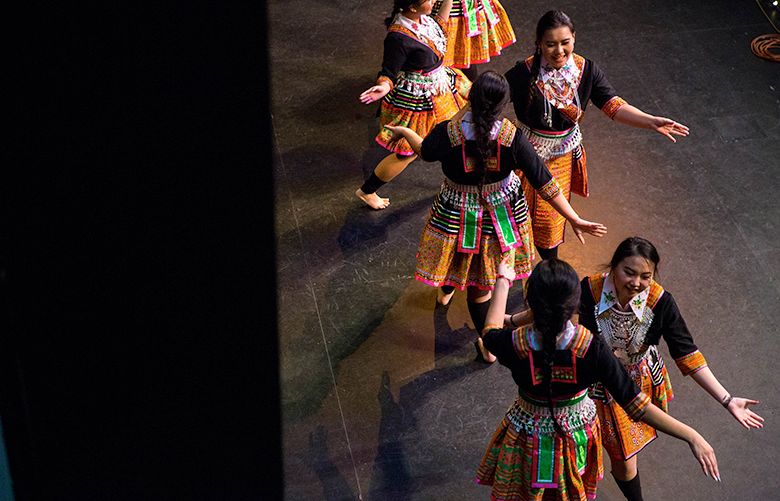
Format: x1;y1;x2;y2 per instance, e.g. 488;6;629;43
578;273;708;461
432;0;516;68
477;321;651;500
374;13;471;156
415;113;561;289
504;54;628;249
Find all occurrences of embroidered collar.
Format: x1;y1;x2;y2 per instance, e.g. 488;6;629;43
538;54;581;109
528;320;577;350
460;112;503;140
394;14;448;56
597;272;650;320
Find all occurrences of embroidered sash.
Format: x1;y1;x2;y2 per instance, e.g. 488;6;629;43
464;0;499;37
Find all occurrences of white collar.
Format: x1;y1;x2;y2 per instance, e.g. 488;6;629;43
597;272;650;320
540;54;579;79
528;320;576;350
394;14;447;54
460;111;502;140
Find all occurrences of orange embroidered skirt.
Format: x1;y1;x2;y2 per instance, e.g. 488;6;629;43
476;391;604;500
591;349;674;460
375;66;470;156
436;0;516;68
414;172;535;290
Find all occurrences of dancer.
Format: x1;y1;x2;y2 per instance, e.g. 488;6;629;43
432;0;516;81
356;0;471;210
475;255;721;500
504;10;689;259
385;71;606;363
573;236;763;500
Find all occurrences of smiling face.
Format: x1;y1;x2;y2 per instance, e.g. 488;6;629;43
538;26;575;69
611;256;655;306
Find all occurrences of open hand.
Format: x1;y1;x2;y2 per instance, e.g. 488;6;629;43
571;218;607;244
688;434;720;482
651;116;689;142
359;84;390;104
727;397;764;429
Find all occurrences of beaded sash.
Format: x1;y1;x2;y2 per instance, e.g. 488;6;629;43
517;121;582;161
440;172;523;253
508;390;596;488
396;64;452;97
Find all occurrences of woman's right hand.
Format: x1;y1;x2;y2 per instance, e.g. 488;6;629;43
571;218;608;244
496;251;516;284
688;433;720;481
359;84;390;104
384;125;406;149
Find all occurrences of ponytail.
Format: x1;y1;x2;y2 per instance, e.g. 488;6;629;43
466;71;509;200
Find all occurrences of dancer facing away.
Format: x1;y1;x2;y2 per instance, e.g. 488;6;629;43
504;10;689;260
384;70;606;363
356;0;471;210
475;255;721;500
432;0;516;81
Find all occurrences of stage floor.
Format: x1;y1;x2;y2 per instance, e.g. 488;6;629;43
272;1;780;499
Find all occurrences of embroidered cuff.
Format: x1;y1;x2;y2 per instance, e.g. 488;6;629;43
675;350;708;376
483;324;504;335
537;178;561;201
601;96;628;120
376;75;394;91
623;391;651;420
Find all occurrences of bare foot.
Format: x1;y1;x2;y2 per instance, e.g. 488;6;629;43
437;287;455;306
356;189;390;210
474;337;497;363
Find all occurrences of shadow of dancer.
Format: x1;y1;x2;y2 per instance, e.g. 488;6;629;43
309;425;359;501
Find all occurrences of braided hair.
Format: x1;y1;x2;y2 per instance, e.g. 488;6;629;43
466;71;510;200
525;10;576;117
525;258;581;435
384;0;420;27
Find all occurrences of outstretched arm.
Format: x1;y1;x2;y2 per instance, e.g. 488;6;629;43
640;404;721;481
384;125;424;155
546;193;607;244
690;367;764;429
612;104;689;142
483;253;515;333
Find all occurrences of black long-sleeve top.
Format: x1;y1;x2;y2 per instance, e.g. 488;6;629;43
503;56;620;131
420;119;555;187
377;18;445;84
483;324;649;419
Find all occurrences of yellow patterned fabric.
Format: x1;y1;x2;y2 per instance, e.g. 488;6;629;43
476;406;604;500
674;350;708;376
375;67;471;155
436;0;516;68
601;96;628;120
520;153;573;249
597;366;672;460
414;221;535;289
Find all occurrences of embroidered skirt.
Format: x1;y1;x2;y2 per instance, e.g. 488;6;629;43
476;390;603;501
516;125;588;250
589;346;674;460
375;66;471;156
414;172;535;290
435;0;516;68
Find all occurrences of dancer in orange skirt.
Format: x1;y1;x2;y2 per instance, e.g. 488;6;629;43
385;71;605;363
573;237;763;500
356;0;471;210
432;0;516;80
504;11;689;259
475;255;721;500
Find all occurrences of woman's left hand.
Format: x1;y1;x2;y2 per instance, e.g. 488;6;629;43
384;125;406;149
727;397;765;429
651;116;690;142
571;218;608;244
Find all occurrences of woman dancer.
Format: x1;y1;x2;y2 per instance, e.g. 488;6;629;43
573;236;763;500
504;10;689;259
356;0;471;210
475;255;721;500
385;71;605;363
432;0;516;80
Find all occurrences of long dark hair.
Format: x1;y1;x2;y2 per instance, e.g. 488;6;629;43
467;70;510;197
608;236;660;275
525;10;576;116
384;0;419;27
525;258;581;434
